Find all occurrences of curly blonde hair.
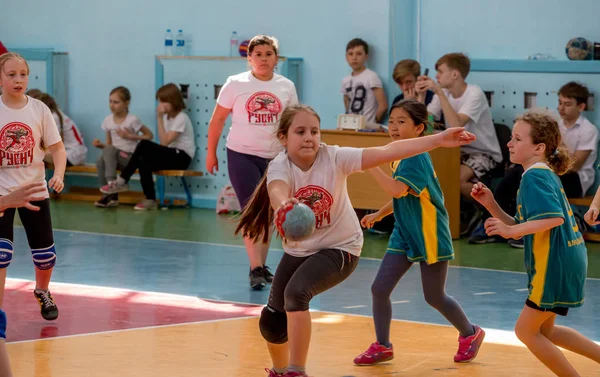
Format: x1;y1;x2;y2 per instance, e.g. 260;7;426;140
515;110;573;175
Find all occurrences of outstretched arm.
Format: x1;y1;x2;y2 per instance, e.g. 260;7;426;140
361;127;475;170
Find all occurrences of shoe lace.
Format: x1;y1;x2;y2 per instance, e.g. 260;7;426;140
457;337;471;354
361;342;381;356
39;291;54;308
263;265;273;276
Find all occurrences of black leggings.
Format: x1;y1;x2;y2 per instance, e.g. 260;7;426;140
371;252;474;346
0;199;54;251
268;249;359;312
119;140;191;200
226;148;270;209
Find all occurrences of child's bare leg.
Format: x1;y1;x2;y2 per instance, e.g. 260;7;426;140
540;314;600;363
266;342;289;371
288;310;311;368
515;306;579;376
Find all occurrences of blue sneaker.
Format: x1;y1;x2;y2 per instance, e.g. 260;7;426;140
468;223;502;244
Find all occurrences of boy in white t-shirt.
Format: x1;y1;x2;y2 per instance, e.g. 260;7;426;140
341;38;387;124
556;82;599;197
0;52;66;322
416;53;502;203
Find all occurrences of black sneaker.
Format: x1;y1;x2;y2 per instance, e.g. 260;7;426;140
508;239;524;249
249;267;267;291
94;194;119;208
263;265;274;283
34;290;59;321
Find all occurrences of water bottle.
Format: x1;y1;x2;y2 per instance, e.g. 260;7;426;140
175;29;185;56
230;31;239;57
164;29;173;56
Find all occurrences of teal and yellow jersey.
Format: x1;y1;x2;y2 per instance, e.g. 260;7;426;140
516;163;588;309
387;153;453;264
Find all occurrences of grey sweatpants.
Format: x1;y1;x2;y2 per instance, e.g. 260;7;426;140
96;145;133;186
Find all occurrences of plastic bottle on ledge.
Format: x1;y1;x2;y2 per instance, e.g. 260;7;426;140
175;29;185;56
230;31;239;57
164;29;174;56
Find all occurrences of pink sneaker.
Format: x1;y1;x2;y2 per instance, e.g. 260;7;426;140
133;200;158;211
354;341;394;366
265;368;281;377
99;180;128;195
454;325;485;363
281;372;308;377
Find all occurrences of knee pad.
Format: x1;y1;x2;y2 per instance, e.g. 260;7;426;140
0;239;13;269
0;310;5;339
32;244;56;270
259;305;288;344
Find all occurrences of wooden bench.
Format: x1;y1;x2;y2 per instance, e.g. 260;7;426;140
57;164;203;207
568;196;600;242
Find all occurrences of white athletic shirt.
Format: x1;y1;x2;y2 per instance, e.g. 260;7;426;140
0;95;62;198
427;84;502;163
162;111;196;159
267;144;364;257
101;114;144;153
217;71;298;159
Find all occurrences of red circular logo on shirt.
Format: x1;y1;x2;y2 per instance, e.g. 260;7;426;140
0;122;35;154
294;185;333;217
245;92;282;125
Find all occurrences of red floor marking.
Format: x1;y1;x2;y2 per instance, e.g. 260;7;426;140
3;279;262;342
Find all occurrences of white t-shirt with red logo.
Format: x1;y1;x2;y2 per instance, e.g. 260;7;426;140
101;114;144;154
217;71;299;159
267;144;364;257
0;96;62;198
53;110;87;165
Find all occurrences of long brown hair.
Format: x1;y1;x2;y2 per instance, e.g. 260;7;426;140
516;110;573;175
36;92;64;137
156;83;186;112
234;105;321;243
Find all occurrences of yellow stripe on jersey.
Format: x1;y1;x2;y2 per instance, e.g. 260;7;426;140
420;188;438;264
530;229;551;305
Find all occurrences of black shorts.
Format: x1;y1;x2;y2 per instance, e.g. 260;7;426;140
0;198;54;250
526;299;569;316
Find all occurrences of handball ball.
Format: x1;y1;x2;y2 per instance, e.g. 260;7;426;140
275;202;316;241
566;37;593;60
239;40;250;57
